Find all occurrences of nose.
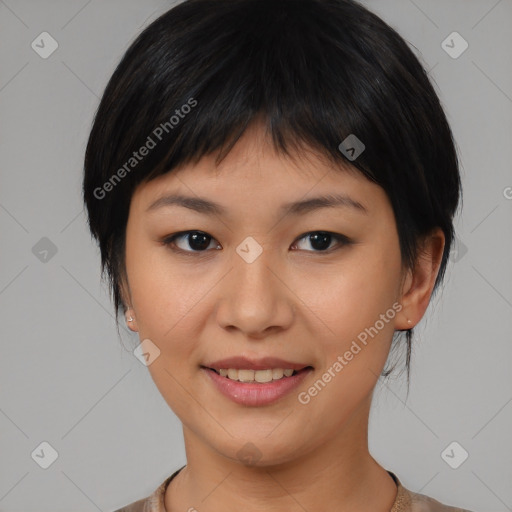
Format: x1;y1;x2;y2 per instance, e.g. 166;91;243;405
215;246;295;339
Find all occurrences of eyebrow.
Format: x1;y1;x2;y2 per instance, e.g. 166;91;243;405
146;192;368;216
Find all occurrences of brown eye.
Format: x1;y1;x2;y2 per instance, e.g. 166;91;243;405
291;231;351;252
163;231;220;253
162;230;351;256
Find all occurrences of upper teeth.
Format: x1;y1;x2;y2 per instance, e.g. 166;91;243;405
217;368;295;382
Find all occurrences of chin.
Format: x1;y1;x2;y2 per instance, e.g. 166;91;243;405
210;435;305;469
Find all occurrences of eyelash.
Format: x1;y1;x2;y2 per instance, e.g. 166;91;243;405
161;230;352;256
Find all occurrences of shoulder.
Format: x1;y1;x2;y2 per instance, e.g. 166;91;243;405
110;468;183;512
408;489;475;512
392;473;475;512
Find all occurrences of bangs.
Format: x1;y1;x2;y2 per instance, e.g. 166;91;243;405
91;0;422;189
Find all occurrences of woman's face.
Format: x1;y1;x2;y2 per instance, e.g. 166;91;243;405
122;124;413;466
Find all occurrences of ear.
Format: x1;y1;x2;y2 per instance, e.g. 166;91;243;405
119;272;139;332
395;227;445;330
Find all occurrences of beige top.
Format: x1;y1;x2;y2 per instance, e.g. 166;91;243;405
113;467;474;512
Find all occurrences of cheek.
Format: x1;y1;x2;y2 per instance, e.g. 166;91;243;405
293;250;402;423
126;238;207;335
127;248;208;413
295;241;402;345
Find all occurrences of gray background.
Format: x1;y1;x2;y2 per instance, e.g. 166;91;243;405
1;0;511;510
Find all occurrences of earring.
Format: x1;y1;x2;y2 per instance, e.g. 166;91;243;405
127;316;134;322
407;319;412;325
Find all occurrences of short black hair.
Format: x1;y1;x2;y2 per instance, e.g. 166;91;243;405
83;0;462;384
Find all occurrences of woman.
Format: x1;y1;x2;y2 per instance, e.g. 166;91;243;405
83;0;473;510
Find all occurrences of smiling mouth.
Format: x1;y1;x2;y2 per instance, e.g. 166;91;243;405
202;366;313;383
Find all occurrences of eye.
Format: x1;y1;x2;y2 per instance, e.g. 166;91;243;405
162;231;220;253
291;231;351;252
162;230;351;255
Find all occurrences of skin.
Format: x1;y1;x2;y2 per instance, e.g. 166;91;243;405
121;121;445;512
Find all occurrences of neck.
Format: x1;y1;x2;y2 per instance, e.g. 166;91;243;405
165;395;397;512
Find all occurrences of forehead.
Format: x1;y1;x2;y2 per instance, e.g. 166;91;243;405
130;122;388;220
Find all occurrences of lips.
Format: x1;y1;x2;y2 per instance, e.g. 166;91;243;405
202;356;311;371
202;365;314;406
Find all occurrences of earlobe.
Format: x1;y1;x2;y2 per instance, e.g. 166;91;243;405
125;309;139;332
395;228;445;331
119;274;139;331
